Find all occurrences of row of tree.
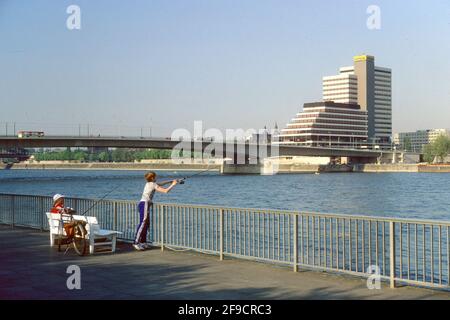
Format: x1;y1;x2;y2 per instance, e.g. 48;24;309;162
33;148;173;162
423;135;450;163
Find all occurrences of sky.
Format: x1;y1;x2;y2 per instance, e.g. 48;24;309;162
0;0;449;137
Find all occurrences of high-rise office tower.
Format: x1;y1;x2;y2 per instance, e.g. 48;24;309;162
322;73;358;104
323;55;392;147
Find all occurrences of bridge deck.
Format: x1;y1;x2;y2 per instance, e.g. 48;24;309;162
0;136;382;158
1;225;448;300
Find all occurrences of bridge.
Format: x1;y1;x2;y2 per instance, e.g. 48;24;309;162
0;135;382;163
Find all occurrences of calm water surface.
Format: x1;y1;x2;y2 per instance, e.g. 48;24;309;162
0;169;449;220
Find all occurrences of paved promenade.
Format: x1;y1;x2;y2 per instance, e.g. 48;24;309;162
1;225;450;300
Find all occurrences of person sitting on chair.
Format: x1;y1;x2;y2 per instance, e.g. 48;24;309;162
51;194;76;238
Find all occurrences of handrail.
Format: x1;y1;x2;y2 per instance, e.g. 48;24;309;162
1;192;449;226
1;193;449;290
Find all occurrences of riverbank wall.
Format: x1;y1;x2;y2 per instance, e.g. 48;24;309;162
418;165;450;173
353;164;450;173
3;161;450;173
354;164;419;173
279;163;450;173
230;163;450;174
2;162;220;171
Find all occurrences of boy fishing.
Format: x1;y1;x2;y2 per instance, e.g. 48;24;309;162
133;171;178;251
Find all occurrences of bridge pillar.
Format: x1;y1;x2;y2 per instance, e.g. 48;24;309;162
220;163;263;175
220;158;276;175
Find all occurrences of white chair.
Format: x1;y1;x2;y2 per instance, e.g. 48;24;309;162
46;213;122;254
46;212;70;246
72;215;122;254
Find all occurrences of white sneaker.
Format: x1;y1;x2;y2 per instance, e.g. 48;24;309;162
133;243;145;251
142;243;153;249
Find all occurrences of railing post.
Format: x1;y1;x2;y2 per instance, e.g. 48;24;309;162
73;198;79;213
40;197;44;231
293;214;298;272
389;221;396;288
220;209;224;261
160;204;165;252
113;202;118;231
11;195;15;229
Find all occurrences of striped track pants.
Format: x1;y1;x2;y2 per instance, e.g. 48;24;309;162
134;201;152;244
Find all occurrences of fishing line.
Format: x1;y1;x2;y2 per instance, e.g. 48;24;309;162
78;167;215;216
157;167;214;185
179;167;215;181
80;184;123;216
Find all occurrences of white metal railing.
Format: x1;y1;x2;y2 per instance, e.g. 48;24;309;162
0;193;449;290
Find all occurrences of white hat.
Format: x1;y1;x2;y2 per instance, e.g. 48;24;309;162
53;194;65;202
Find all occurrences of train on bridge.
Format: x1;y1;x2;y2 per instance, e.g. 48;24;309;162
17;131;45;139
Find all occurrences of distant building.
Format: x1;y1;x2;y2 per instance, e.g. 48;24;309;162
323;55;392;147
276;101;368;148
394;129;450;152
323;73;358;104
277;55;391;149
247;125;275;144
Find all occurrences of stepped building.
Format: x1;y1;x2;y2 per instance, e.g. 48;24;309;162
278;55;392;149
277;101;368;148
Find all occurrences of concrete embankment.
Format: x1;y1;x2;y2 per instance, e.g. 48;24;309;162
418;165;450;173
220;163;322;174
268;162;428;174
355;164;450;173
354;164;419;173
278;163;450;174
2;162;220;171
277;163;320;173
266;158;450;174
277;164;352;173
3;161;450;174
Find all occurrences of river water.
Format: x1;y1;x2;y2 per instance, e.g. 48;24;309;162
0;170;449;221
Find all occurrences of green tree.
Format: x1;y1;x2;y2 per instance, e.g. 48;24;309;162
422;144;435;163
61;148;72;161
134;149;171;160
422;135;450;163
433;135;450;163
97;151;110;162
33;147;176;162
111;149;133;162
403;137;412;152
73;151;87;162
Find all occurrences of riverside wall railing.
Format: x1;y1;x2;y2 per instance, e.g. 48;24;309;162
1;193;449;291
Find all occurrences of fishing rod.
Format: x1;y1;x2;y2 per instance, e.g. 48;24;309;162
158;168;213;184
157;178;185;185
80;184;123;216
184;167;215;179
157;167;215;185
80;167;214;216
